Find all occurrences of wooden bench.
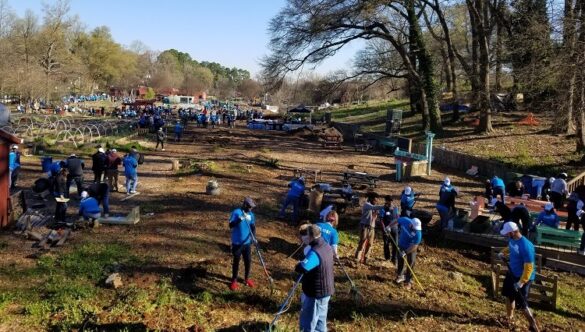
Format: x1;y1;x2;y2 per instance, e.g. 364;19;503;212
342;171;379;188
490;247;558;310
534;226;582;248
322;135;342;149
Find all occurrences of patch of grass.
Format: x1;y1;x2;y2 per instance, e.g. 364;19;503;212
142;203;165;214
0;242;7;250
264;158;281;169
338;230;359;246
228;162;248;173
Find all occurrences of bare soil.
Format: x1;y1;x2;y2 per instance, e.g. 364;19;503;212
1;122;584;331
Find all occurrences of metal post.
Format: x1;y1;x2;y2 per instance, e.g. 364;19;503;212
426;132;435;175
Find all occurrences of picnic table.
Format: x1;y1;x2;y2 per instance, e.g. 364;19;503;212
342;171;379;188
506;196;568;219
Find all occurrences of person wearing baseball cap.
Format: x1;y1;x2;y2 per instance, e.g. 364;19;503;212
395;216;422;289
279;176;305;225
436;177;458;229
228;197;257;290
550;173;568;210
8;144;21;189
497;222;539;331
400;186;419;217
534;202;560;229
78;191;101;222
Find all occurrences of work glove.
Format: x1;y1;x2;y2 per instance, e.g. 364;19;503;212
497;252;506;261
514;282;524;291
400;251;407;258
385;226;392;234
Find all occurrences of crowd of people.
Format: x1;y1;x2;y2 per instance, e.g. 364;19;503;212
46;145;144;227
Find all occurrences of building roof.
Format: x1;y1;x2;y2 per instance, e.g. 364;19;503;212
0;129;22;144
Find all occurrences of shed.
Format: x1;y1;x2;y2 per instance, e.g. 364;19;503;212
0;129;23;228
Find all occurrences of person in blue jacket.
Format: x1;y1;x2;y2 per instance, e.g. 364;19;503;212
123;154;138;194
400;186;419;217
436;178;458;229
229;197;257;291
316;210;339;258
78;191;101;221
174;121;184;142
396;217;422;289
492;176;506;204
279;177;305;224
8;145;21;189
534;203;560;229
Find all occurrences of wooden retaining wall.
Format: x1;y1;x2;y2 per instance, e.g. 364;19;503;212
432;147;510;179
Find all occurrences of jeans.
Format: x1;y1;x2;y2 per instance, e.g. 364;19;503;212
82;212;101;221
493;186;505;204
125;174;138;193
175;133;182;142
566;206;580;231
156;140;165;149
279;195;300;223
300;293;330;332
383;228;398;263
102;192;110;214
550;191;564;210
66;176;84;198
231;243;252;281
436;203;450;229
397;249;417;283
10;167;19;189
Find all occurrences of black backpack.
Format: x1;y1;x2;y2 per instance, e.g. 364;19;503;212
138;153;145;165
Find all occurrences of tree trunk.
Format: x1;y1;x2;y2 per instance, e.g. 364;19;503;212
470;0;493;133
494;16;504;91
407;0;442;133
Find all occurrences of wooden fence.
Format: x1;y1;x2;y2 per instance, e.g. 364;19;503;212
567;170;585;193
432;147;510;179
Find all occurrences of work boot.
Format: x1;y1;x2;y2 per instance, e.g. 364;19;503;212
245;279;255;288
229;280;239;291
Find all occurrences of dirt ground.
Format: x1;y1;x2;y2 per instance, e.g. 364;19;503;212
0;121;584;331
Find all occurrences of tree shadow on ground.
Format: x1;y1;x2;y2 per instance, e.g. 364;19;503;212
216;321;270;332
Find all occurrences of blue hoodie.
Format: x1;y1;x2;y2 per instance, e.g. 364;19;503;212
123;155;138;177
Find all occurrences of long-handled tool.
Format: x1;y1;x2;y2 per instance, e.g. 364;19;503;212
502;258;539;331
383;219;425;292
267;274;303;332
336;258;364;303
287;242;304;258
245;222;275;295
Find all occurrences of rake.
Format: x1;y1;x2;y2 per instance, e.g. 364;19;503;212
267;274;303;332
336;258;364;304
246;222;275;295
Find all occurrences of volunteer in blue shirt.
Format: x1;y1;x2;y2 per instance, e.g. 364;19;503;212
123;154;138;194
279;177;305;224
316;211;339;258
295;225;335;332
400;186;419;217
497;222;539;331
534;203;560;229
8;145;21;190
436;178;458;229
492;176;506;204
78;191;101;221
174;121;184;142
395;217;422;289
229;197;257;291
380;195;399;263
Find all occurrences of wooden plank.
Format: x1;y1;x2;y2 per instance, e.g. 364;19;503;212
545;258;585;276
121;192;141;201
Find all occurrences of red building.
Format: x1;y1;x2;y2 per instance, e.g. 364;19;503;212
0;130;23;228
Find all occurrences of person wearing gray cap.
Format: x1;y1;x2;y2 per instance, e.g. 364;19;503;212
229;197;257;291
550;173;568;210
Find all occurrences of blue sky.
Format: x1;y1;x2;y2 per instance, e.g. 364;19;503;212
9;0;360;77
